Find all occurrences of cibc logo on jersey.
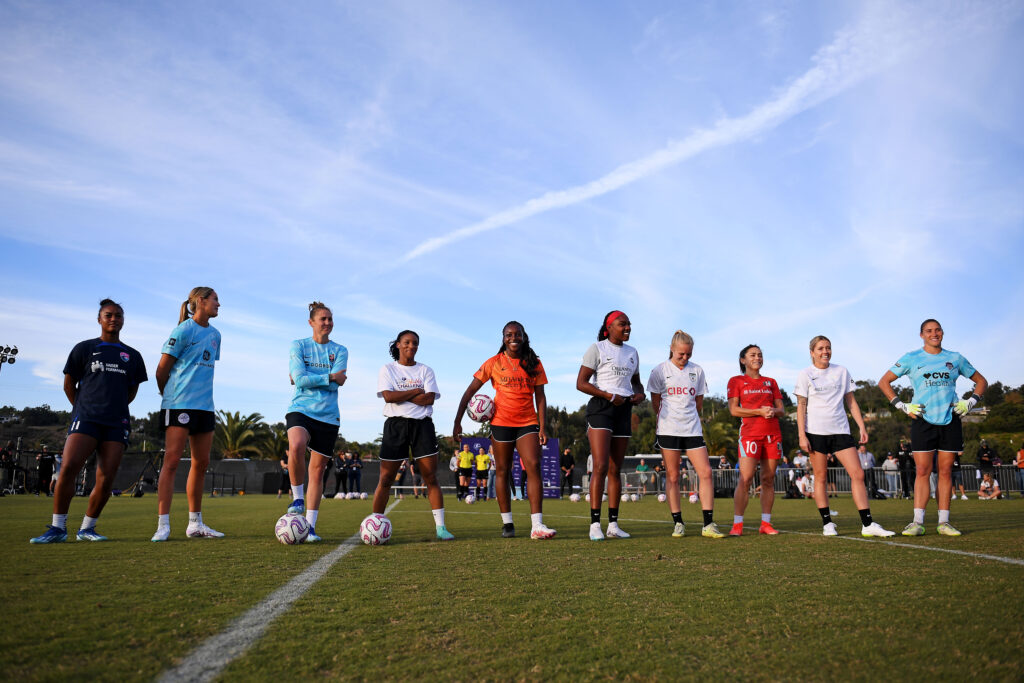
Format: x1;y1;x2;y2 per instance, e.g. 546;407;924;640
667;386;696;396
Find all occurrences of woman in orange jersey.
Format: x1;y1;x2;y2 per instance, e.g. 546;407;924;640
454;321;556;540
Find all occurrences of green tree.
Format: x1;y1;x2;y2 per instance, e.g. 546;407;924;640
257;422;290;461
214;411;265;459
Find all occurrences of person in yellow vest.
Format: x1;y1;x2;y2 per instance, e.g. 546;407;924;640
475;447;491;500
457;444;474;500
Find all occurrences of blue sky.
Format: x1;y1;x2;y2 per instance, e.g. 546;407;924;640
1;1;1022;442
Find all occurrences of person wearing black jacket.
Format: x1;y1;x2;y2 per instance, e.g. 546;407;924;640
897;438;915;498
347;452;363;494
978;440;995;474
560;448;575;497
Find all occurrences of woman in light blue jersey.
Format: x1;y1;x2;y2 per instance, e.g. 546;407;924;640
879;319;987;537
283;302;348;542
152;287;224;542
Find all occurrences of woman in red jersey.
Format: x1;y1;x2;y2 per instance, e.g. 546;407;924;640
728;344;785;536
453;321;556;540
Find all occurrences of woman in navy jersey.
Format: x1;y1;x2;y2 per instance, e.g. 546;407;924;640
152;287;223;541
576;311;644;541
30;300;147;543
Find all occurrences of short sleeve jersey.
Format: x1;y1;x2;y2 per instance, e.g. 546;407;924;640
64;338;148;426
727;374;782;439
160;319;220;411
646;360;707;438
888;348;977;426
475;452;491;470
288;338;348;425
458;449;473;468
793;363;856;436
582;340;639;397
377;361;439;419
473;353;547;427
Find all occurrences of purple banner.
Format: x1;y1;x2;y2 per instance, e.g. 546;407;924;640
460;436;561;498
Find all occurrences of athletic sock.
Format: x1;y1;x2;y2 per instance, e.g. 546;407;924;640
291;484;304;500
52;514;67;530
189;511;202;525
671;511;683;525
306;509;318;528
590;508;601;524
476;487;482;498
80;515;98;530
818;507;833;525
937;509;950;524
913;508;925;524
702;509;714;526
432;508;445;527
761;513;771;523
858;509;873;526
531;512;543;529
158;513;170;528
608;507;619;524
733;515;744;525
500;512;514;525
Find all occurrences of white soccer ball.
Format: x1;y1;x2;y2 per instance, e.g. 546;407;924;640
360;492;368;500
466;394;496;422
689;493;699;504
359;513;392;545
657;493;666;503
585;493;591;502
333;492;345;499
630;494;638;502
569;493;580;502
465;494;476;504
349;492;359;500
275;513;310;545
621;493;629;502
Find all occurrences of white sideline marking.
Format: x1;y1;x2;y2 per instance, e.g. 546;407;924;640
440;510;1024;566
158;501;399;683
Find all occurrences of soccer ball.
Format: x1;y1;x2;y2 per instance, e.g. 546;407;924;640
360;492;368;499
275;513;310;545
689;493;699;504
630;494;638;502
333;492;345;499
585;493;591;502
657;493;666;503
569;493;580;502
621;493;629;502
466;394;496;422
465;494;476;504
359;513;392;545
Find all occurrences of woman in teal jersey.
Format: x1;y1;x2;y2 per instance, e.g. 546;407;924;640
152;287;223;541
879;319;987;536
283;302;348;542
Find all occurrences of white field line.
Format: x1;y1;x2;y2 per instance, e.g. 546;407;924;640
157;500;399;683
437;509;1024;567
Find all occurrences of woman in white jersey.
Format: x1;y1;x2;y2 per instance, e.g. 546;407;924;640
283;302;347;542
795;335;894;537
646;331;725;540
576;310;644;541
372;330;454;540
152;287;223;541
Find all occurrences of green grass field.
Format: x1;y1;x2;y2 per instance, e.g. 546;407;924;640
2;493;1022;681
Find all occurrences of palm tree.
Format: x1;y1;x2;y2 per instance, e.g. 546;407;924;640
258;423;290;462
703;420;739;458
214;411;265;459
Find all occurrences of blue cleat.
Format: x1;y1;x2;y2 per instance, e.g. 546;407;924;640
287;499;305;516
76;528;109;542
30;526;68;544
436;526;455;541
305;529;322;543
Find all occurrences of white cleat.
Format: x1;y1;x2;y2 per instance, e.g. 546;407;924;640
822;522;838;536
186;522;225;538
605;522;631;539
589;522;605;541
151;526;171;542
960;495;968;500
861;522;895;537
529;524;557;540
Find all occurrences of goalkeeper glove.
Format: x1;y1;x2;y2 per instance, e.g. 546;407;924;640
891;397;923;417
953;394;981;416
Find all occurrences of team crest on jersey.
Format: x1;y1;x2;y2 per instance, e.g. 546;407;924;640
202;350;211;361
689;372;696;381
945;362;954;370
120;352;130;362
763;380;771;387
329;354;335;362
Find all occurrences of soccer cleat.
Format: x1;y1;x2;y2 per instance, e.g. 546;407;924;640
901;522;925;536
530;524;556;540
589;522;605;541
822;522;838;537
435;526;455;541
605;522;630;539
501;523;516;538
76;528;108;542
305;530;322;543
936;522;961;536
729;522;744;536
672;522;685;538
287;499;305;516
960;495;968;501
186;522;225;538
861;522;895;537
151;526;171;542
701;523;726;539
759;521;779;535
29;525;67;544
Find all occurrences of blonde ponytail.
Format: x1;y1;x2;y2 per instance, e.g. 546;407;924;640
668;330;694;358
179;286;216;323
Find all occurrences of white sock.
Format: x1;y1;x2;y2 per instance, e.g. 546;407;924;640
938;510;950;524
189;511;202;525
52;514;67;530
432;508;445;527
531;512;543;529
80;515;98;530
761;514;771;523
306;509;319;528
733;515;744;525
913;508;925;524
500;512;513;525
291;484;304;500
158;513;170;528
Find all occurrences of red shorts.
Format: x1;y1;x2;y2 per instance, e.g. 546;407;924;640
738;435;783;460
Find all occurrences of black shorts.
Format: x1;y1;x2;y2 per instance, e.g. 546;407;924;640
911;415;963;453
68;419;130;448
475;469;489;481
458;467;474;478
286;412;339;457
586;397;632;437
163;409;215;435
490;424;540;443
379;416;438;461
655;435;706;451
806;433;857;455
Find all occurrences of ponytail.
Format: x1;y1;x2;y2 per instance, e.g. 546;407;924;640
668;330;694;359
308;301;331;319
389;330;419;361
179;286;215;323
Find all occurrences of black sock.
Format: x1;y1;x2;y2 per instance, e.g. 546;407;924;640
671;511;683;524
608;507;619;523
818;507;832;525
590;508;601;524
476;487;482;498
702;509;714;526
858;509;873;526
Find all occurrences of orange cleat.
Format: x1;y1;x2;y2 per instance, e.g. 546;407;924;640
759;521;779;535
729;522;744;536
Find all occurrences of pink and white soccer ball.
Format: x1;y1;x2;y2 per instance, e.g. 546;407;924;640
464;494;476;504
630;494;638;502
359;513;392;545
657;493;667;503
621;493;629;502
569;493;581;502
360;492;368;500
275;513;310;545
466;394;496;422
585;493;591;502
689;492;699;504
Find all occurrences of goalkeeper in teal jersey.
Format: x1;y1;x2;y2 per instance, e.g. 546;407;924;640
879;319;987;537
284;301;348;542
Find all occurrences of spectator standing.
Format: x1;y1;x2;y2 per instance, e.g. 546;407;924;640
952;454;967;500
487;450;497;500
1;440;15;492
334;452;348;496
882;453;900;496
348;452;362;494
1014;446;1024;498
411;457;423;498
636;458;651;494
978;440;995;474
560;448;575;497
654;460;666;494
897;438;915;498
278;455;289;499
449;449;459;496
36;445;54;496
858;445;877;497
